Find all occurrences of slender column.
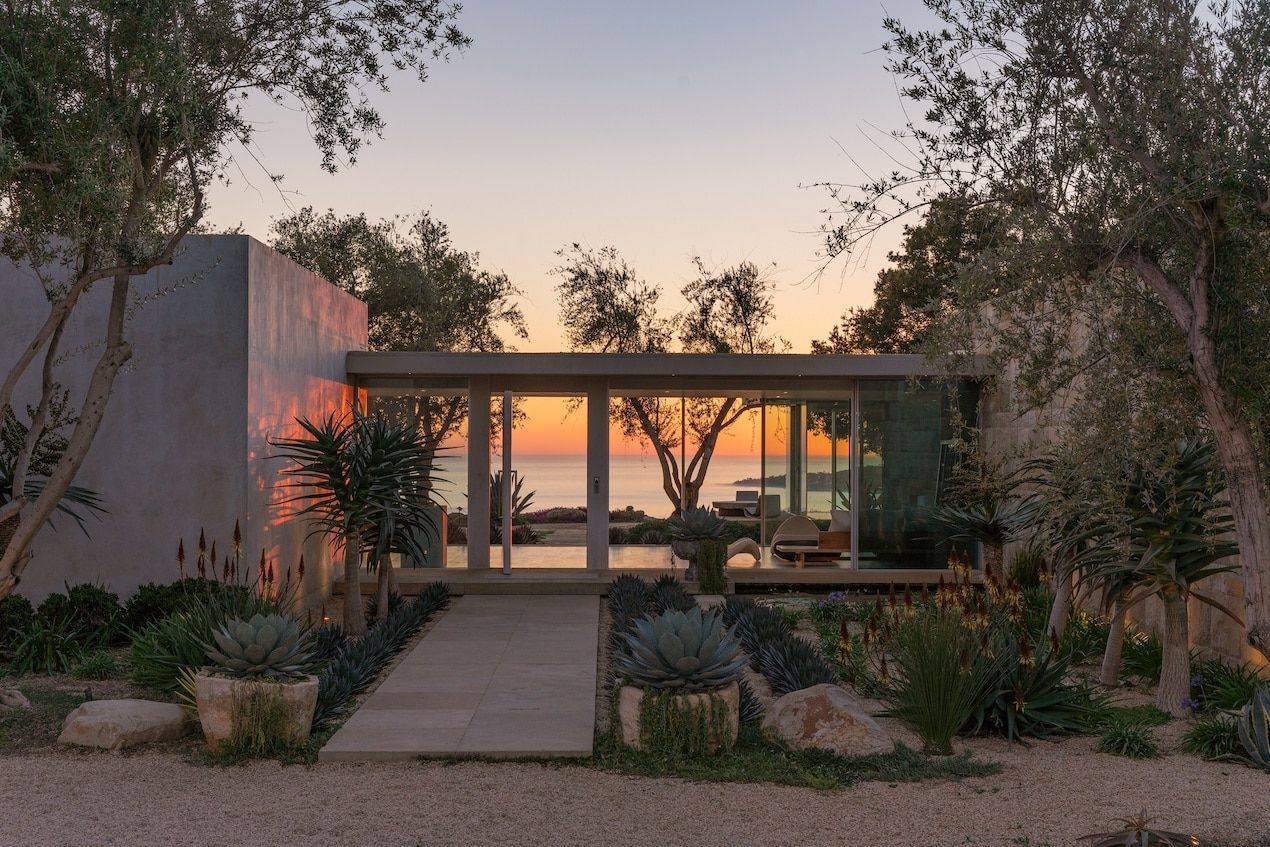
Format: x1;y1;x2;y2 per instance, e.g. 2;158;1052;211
467;376;491;570
586;378;609;569
502;389;513;575
850;381;861;570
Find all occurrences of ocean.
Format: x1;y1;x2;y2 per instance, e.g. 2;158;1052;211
431;452;767;517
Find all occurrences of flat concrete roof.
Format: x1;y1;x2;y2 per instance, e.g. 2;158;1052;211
346;351;988;383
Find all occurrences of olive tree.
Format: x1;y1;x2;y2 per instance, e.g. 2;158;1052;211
271;208;528;452
822;0;1270;659
553;245;786;514
0;0;468;598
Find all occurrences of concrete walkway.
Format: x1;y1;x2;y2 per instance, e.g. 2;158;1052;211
319;595;599;761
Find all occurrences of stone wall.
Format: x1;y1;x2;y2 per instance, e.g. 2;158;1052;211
980;366;1263;669
2;235;367;606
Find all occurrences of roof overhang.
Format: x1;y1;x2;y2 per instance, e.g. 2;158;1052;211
347;352;990;396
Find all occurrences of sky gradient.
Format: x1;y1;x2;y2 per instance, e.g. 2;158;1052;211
208;0;937;353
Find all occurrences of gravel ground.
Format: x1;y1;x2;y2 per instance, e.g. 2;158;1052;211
2;740;1267;847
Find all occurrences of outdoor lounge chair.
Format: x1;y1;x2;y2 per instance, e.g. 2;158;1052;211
771;515;847;565
726;537;761;565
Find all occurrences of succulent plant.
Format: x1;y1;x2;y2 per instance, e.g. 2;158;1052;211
205;613;314;679
756;635;840;696
1236;686;1270;771
614;607;747;692
667;506;726;542
650;574;696;614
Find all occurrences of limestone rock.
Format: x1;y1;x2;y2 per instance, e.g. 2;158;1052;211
618;682;740;753
761;683;892;756
0;688;32;713
58;699;188;750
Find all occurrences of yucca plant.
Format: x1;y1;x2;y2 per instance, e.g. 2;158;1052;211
489;471;536;544
613;607;747;692
273;412;442;635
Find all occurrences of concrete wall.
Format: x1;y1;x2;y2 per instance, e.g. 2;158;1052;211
2;235;367;605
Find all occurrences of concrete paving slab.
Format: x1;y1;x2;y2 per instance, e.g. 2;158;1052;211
319;594;599;762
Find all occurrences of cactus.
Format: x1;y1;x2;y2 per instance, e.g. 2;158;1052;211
205;613;314;679
615;607;747;692
1236;687;1270;771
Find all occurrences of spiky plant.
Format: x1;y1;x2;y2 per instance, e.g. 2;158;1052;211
205;613;314;679
729;602;791;667
1235;687;1270;771
272;412;442;636
614;607;747;692
1079;811;1201;846
649;574;695;614
755;635;840;696
667;506;726;542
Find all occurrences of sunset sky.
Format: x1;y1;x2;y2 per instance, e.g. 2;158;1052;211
208;0;936;456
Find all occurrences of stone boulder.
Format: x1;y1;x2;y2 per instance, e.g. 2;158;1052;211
58;699;188;751
761;683;892;756
0;688;32;713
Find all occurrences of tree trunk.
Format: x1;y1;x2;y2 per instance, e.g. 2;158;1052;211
1100;600;1126;688
982;542;1004;581
1047;568;1073;640
1191;364;1270;662
1155;589;1192;718
375;552;392;621
343;534;367;636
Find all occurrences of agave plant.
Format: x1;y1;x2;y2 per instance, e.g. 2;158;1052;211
205;613;314;679
614;607;747;692
1236;687;1270;771
667;506;725;562
1079;810;1201;846
489;470;536;544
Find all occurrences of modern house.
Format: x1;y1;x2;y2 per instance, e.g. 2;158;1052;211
4;236;992;603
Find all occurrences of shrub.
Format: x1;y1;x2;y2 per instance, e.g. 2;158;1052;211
1060;609;1110;664
1096;722;1159;758
128;585;281;695
0;594;35;647
1120;629;1163;683
696;539;727;594
1183;714;1241;759
8;616;86;674
121;579;217;632
876;607;989;756
72;650;121;680
1192;657;1264;712
969;638;1103;740
808;593;873;626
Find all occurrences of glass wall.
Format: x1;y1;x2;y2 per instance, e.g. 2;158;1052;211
857;379;979;569
364;379;468;567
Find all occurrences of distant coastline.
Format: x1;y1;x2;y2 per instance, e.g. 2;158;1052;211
731;471;846;491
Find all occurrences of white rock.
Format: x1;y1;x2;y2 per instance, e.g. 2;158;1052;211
761;683;892;756
0;688;32;713
58;699;188;750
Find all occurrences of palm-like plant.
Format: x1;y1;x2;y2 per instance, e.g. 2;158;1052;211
272;412;441;636
1075;440;1238;717
930;452;1035;578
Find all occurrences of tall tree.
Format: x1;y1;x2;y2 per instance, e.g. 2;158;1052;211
0;1;468;598
823;0;1270;659
813;195;1008;354
554;246;786;513
271;208;528;450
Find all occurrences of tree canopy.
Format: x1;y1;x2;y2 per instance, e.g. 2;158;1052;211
0;0;469;597
821;0;1270;656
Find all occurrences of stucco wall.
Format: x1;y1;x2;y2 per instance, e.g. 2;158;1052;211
2;235;367;605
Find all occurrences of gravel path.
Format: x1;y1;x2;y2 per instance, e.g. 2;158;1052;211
3;741;1267;847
